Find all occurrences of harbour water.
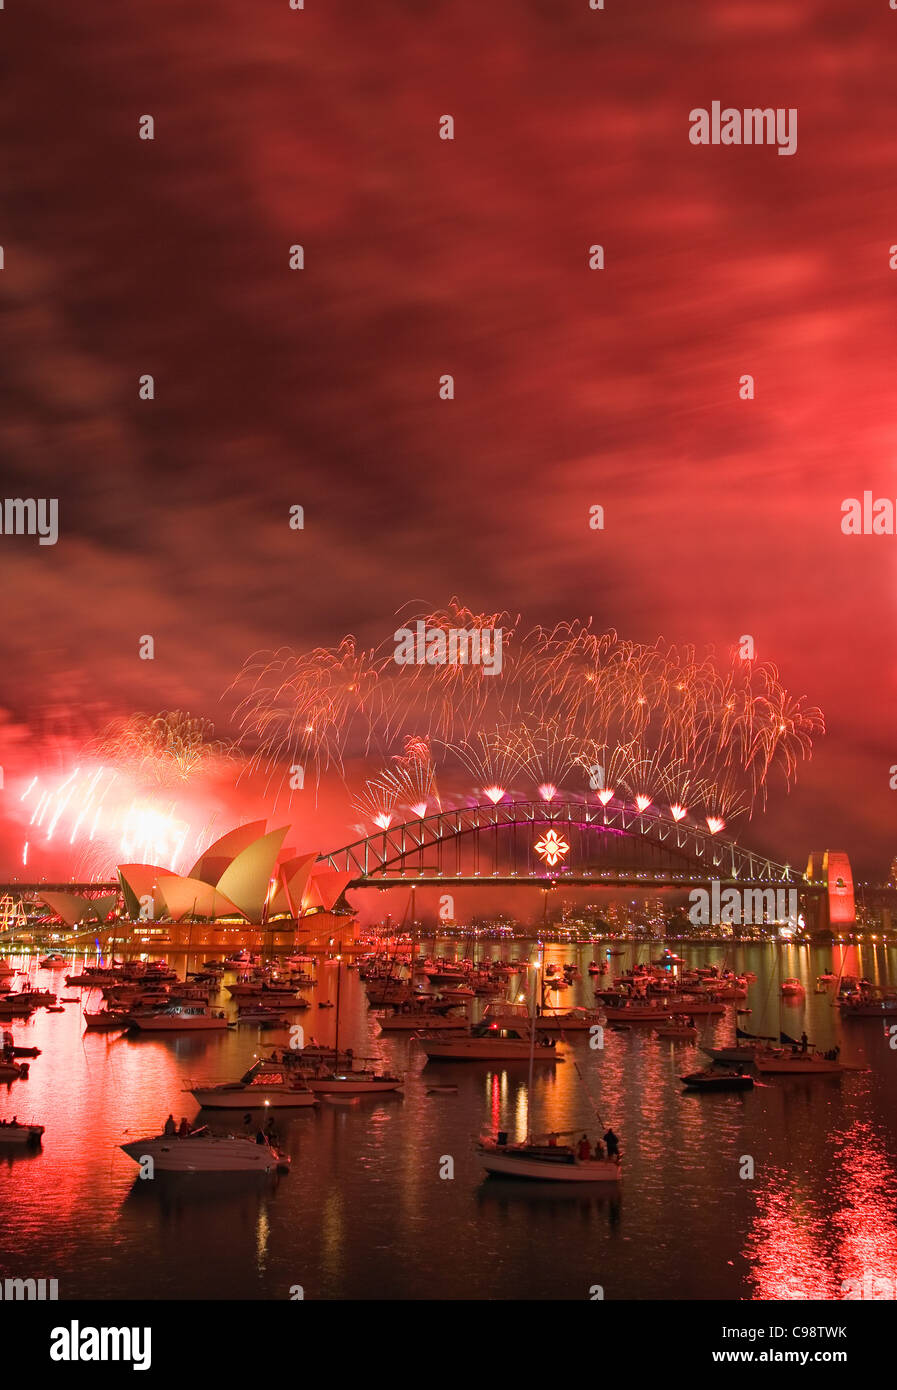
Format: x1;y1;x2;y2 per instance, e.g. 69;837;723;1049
2;941;896;1301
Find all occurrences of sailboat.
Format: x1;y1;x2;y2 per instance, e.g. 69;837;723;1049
302;947;403;1095
477;947;622;1183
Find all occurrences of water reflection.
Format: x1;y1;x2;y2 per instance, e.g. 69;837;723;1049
0;940;895;1299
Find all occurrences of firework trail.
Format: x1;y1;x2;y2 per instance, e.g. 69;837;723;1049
229;600;824;832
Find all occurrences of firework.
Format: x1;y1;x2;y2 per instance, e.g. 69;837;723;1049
229;603;824;828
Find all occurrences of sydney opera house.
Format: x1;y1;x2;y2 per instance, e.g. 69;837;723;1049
32;822;358;953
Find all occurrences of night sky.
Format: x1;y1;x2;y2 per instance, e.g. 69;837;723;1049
2;0;897;880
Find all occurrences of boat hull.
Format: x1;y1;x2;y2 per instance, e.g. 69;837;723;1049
0;1123;44;1145
190;1086;318;1108
120;1135;283;1172
129;1016;229;1031
754;1054;845;1074
420;1040;563;1061
478;1148;622;1183
305;1075;403;1094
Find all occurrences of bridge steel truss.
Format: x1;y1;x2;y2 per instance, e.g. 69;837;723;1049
320;799;812;890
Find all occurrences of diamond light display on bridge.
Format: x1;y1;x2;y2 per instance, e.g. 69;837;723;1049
534;829;569;868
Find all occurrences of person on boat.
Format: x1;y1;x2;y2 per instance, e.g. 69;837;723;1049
593;1138;605;1160
577;1134;591;1161
800;1031;808;1054
163;1113;177;1136
256;1127;266;1145
603;1127;620;1160
547;1133;558;1147
178;1116;189;1137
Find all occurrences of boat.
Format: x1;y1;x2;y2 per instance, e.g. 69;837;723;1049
669;999;725;1016
0;1118;44;1145
188;1060;318;1109
417;1018;565;1062
301;949;403;1094
477;1133;622;1182
681;1068;753;1092
477;946;621;1182
485;1002;604;1033
120;1127;289;1173
236;1009;289;1028
0;1058;30;1080
780;978;804;996
603;1002;672;1023
1;1032;40;1058
226;982;304;1002
376;1000;469;1032
127;1002;231;1032
39;954;66;968
84;1009;129;1030
753;1048;848;1075
304;1068;404;1095
656;1022;697;1040
840;988;897;1017
0;1000;35;1020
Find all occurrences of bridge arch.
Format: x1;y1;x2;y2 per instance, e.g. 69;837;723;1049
320;799;802;888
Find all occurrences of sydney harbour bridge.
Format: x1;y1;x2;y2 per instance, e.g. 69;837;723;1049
0;796;867;945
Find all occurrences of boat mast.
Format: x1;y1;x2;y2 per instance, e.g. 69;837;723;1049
526;942;542;1141
334;939;342;1067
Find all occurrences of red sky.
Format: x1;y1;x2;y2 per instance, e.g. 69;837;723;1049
1;0;896;881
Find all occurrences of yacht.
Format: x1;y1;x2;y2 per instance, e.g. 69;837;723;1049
188;1060;318;1108
376;1000;469;1031
127;1002;231;1031
120;1128;289;1173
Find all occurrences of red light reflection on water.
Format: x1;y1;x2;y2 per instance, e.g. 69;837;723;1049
745;1124;897;1300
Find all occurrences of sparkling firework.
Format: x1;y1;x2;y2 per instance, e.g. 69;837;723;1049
230;601;824;830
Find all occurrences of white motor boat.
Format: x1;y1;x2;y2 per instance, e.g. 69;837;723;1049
478;1136;622;1183
188;1061;318;1108
127;1003;231;1031
120;1128;290;1172
0;1118;44;1146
